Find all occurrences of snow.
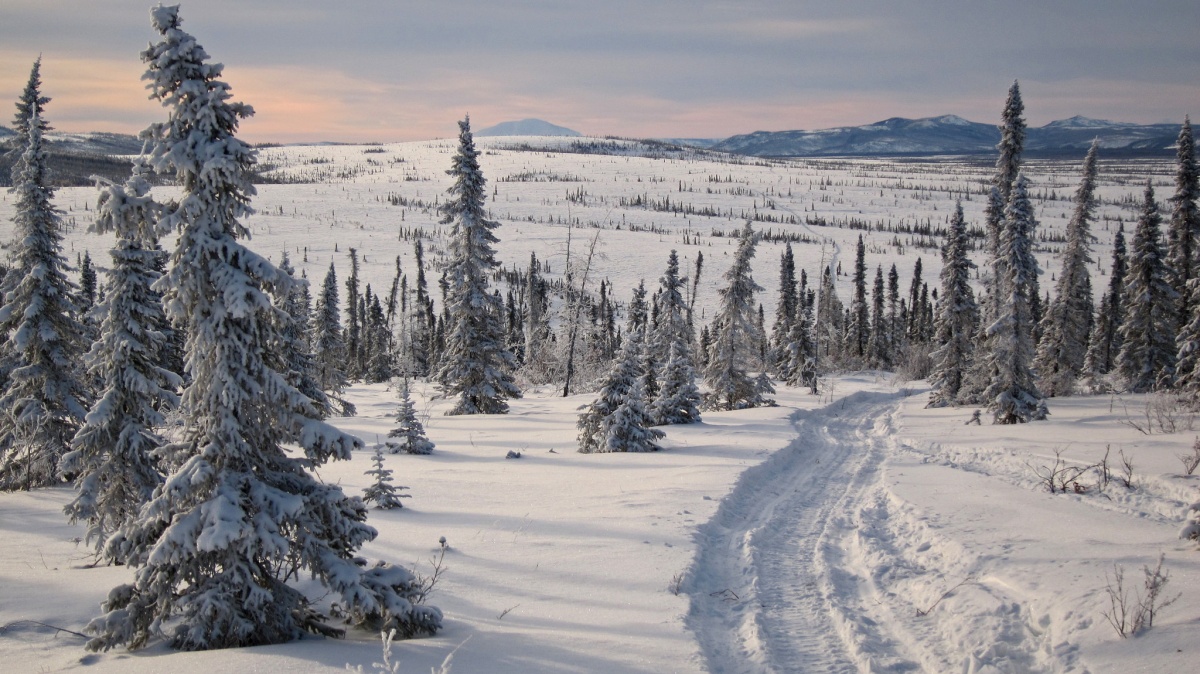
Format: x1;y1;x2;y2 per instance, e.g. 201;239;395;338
1;140;1196;671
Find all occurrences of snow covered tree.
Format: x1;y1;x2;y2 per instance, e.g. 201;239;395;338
362;446;409;510
273;252;330;418
78;250;98;316
603;375;664;453
847;235;869;360
61;159;181;559
435;117;520;415
704;222;771;410
85;7;439;652
1169;118;1200;324
867;265;889;368
647;250;701;424
1116;182;1178;392
7;58;50;155
409;239;435;377
816;265;844;367
981;174;1046;423
1083;224;1128;390
313;261;355;416
1034;142;1099;396
770;243;799;371
651;338;702;425
578;330;663;453
0;107;91;491
387;380;434;455
991;81;1026;255
343;248;362;378
927;202;977;408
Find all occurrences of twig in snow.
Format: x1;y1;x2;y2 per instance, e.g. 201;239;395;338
915;576;974;617
0;620;88;639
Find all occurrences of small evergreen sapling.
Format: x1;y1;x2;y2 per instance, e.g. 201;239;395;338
363;446;409;510
387;380;435;455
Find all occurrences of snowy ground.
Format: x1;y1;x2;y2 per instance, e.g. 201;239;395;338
2;376;1197;672
1;140;1196;671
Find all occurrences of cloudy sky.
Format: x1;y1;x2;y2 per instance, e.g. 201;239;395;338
2;1;1196;143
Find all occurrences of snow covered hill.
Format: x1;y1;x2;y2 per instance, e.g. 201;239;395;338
0;139;1195;672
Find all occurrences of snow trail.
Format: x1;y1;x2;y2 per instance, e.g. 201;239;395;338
685;390;913;673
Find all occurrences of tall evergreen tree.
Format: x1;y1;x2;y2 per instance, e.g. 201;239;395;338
410;239;434;377
848;235;869;360
816;265;844;367
982;174;1046;423
1116;183;1178;392
927;202;978;407
435;117;520;415
1034;142;1099;396
61;160;181;558
1083;224;1128;381
866;265;889;368
7;58;51;155
345;248;362;378
704;222;770;410
650;250;701;425
1169;118;1200;323
85;8;439;651
578;331;644;453
313;261;355;416
771;243;798;371
78;250;98;316
0;107;91;490
274;252;330;418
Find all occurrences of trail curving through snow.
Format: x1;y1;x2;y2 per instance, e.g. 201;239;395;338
685;388;1066;674
685;390;908;673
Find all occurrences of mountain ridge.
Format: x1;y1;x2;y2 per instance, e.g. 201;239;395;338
711;115;1182;157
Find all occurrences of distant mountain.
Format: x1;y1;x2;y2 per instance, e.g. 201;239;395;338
476;119;581;137
713;115;1181;158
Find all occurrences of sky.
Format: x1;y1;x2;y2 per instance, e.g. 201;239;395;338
1;1;1197;144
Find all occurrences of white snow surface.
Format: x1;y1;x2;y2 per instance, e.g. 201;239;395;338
0;140;1195;672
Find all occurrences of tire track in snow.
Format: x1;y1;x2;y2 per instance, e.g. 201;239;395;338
685;390;913;673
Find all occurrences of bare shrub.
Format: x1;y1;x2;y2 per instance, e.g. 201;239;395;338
1102;554;1180;638
1121;393;1197;435
1028;448;1093;494
1178;437;1200;476
1118;449;1136;489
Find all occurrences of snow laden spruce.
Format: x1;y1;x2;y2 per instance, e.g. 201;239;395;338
84;6;440;651
0;89;91;491
435;117;521;415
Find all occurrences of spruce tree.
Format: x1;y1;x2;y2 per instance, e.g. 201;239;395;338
1034;142;1099;396
704;222;770;410
362;446;409;510
435;117;520;415
578;331;646;453
1083;224;1128;382
848;235;869;360
0;107;90;490
387;380;435;455
7;57;51;155
1116;183;1178;392
313;262;355;416
927;202;978;407
274;252;330;418
85;8;439;651
652;338;702;425
61;160;181;558
603;374;664;453
1169;118;1200;324
982;174;1046;423
345;248;362;378
867;265;889;368
771;244;798;371
816;266;844;367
